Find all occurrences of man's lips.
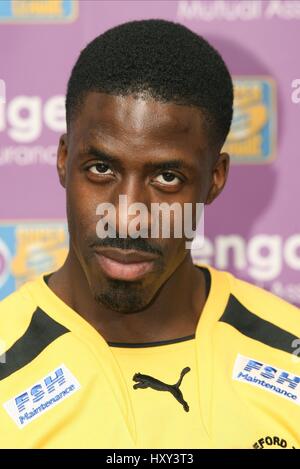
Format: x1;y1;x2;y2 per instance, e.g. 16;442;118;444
93;247;159;281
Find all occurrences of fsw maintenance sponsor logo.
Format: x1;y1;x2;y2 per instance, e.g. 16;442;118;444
233;355;300;404
3;364;80;428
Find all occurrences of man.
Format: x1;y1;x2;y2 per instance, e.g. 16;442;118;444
0;19;299;450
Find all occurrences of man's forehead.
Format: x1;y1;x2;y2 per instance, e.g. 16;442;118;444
74;91;206;142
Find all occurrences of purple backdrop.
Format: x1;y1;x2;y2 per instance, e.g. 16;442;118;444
0;0;300;305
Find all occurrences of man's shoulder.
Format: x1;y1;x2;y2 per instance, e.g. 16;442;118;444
0;279;41;346
0;280;37;313
207;265;300;347
227;269;299;319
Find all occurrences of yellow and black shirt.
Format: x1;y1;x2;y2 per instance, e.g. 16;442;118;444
0;265;300;449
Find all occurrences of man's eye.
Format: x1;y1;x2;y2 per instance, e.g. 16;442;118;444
154;172;181;186
88;163;113;176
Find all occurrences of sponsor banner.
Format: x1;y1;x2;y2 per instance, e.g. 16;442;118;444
0;0;298;308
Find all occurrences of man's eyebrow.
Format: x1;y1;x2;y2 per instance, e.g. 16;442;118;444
145;159;194;172
80;146;119;163
80;146;194;171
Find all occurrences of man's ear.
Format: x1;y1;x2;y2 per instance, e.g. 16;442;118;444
57;133;68;188
206;152;230;205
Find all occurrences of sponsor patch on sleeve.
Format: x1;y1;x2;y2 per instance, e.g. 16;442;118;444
3;364;80;428
233;354;300;405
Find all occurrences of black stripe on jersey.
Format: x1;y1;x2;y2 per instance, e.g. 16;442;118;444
0;308;69;381
220;294;299;355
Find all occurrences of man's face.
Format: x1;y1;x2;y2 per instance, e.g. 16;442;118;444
58;92;228;313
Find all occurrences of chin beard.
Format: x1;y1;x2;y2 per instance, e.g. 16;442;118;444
93;279;148;314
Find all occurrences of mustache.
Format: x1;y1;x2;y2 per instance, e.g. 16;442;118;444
88;234;163;257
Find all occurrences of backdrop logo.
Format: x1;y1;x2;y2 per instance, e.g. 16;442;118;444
0;0;77;23
0;238;11;289
0;80;5;104
177;1;300;21
0;93;65;166
0;222;68;300
223;77;276;164
191;233;300;306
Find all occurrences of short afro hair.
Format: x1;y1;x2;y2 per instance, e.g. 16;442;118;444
66;19;233;147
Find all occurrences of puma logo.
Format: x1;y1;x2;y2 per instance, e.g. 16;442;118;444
132;367;191;412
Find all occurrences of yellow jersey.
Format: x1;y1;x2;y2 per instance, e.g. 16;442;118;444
0;265;300;449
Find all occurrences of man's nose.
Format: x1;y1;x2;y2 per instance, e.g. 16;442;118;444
115;177;151;238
